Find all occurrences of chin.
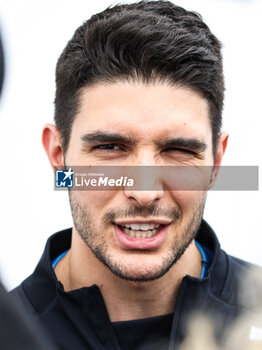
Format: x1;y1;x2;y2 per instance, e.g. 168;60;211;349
114;266;173;282
102;252;178;282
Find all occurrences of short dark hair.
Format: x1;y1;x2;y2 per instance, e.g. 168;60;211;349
55;0;224;155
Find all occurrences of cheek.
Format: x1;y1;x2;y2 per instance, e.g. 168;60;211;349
170;191;206;214
78;190;118;211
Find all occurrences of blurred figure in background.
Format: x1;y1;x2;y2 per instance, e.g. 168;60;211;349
0;30;55;350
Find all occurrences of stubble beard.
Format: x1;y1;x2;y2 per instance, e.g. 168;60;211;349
69;192;206;282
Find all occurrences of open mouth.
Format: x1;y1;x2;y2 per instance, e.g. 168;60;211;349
119;223;161;238
113;222;170;250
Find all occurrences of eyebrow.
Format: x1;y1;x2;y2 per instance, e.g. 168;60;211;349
157;138;207;152
81;131;136;146
81;131;207;152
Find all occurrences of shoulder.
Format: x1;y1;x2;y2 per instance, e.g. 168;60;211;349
214;250;262;312
9;228;72;315
227;254;262;308
227;254;257;279
2;282;56;350
9;283;37;314
198;221;262;310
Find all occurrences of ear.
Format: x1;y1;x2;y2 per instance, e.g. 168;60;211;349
208;131;229;189
42;123;64;171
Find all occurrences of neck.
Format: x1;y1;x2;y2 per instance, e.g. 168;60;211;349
55;228;202;322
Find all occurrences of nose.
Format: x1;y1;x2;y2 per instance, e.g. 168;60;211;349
123;154;165;206
124;188;164;207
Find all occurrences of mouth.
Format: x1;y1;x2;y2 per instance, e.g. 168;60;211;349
113;220;170;250
119;223;161;238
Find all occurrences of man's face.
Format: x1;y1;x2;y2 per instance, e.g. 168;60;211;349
65;81;216;282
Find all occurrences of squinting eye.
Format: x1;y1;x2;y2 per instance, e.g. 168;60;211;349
164;148;196;155
94;144;122;151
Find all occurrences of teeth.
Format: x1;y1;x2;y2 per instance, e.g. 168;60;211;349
136;231;141;238
129;230;135;237
122;227;158;238
122;223;160;231
119;222;162;238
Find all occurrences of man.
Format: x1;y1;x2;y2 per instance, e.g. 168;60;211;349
10;1;260;349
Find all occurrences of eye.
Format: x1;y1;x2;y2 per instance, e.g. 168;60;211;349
92;144;125;152
164;147;196;156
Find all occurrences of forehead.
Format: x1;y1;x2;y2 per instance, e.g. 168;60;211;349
73;81;211;142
